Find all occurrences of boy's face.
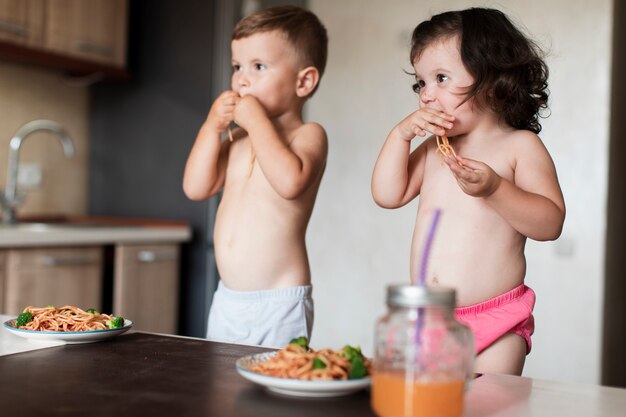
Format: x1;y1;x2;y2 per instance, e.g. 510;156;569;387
412;35;479;135
231;30;301;117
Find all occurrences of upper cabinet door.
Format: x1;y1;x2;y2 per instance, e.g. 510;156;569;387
45;0;127;67
0;0;44;47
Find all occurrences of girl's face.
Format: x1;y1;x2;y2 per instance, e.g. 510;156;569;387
231;30;301;118
412;35;478;135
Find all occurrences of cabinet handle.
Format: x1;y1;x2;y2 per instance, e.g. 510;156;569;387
73;40;113;57
39;255;95;267
137;250;177;263
0;20;30;37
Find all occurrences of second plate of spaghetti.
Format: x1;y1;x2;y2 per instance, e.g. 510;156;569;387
236;351;371;397
2;318;133;344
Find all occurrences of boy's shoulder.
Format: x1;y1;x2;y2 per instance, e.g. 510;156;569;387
300;121;326;135
292;121;327;144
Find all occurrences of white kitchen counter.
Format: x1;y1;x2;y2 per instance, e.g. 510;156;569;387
0;314;65;356
464;372;626;417
0;222;191;247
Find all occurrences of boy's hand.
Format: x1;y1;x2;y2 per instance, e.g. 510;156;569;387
395;108;455;141
207;90;240;133
444;155;501;198
233;95;268;131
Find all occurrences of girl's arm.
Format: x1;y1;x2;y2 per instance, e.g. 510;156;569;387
372;108;455;208
372;128;427;208
445;133;565;241
234;95;328;200
182;91;237;200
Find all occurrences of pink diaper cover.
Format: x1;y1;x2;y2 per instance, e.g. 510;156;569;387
454;284;535;354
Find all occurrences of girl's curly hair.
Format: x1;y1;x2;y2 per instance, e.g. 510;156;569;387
410;8;549;134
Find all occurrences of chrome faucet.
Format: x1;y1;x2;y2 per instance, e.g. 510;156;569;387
1;120;75;224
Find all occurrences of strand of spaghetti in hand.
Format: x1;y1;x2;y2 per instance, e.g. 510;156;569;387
436;135;457;158
15;305;124;332
249;336;370;381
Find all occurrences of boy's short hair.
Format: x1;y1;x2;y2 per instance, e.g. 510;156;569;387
233;5;328;78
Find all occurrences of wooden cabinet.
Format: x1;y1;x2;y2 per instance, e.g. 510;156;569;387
0;0;44;47
45;0;127;67
3;246;103;315
114;244;180;334
0;251;5;313
0;240;183;331
0;0;128;79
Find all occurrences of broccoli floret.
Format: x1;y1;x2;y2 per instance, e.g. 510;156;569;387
312;357;327;369
289;336;309;350
16;310;33;327
343;345;368;379
106;316;124;329
343;345;362;360
86;308;100;315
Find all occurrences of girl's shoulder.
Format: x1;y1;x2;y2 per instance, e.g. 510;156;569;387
507;129;547;149
506;129;554;161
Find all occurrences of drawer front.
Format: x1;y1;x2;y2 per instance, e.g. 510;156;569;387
0;251;5;314
4;247;103;315
7;247;102;270
114;244;179;334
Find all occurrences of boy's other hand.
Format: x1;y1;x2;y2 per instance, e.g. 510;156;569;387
233;95;268;131
207;90;240;133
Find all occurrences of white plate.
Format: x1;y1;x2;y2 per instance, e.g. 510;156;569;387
2;319;133;344
236;351;371;397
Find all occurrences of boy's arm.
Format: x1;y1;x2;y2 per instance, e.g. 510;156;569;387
446;133;565;241
183;90;238;200
234;96;328;200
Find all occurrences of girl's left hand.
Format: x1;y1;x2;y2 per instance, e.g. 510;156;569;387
444;155;501;197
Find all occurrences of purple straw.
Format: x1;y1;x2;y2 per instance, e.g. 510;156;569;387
415;209;442;347
417;208;442;286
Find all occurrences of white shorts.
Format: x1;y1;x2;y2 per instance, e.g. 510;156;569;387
206;282;314;348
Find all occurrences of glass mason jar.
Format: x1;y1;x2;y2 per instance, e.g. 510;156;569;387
371;284;474;417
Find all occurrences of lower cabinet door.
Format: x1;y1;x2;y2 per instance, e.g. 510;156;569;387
0;251;6;314
113;244;179;334
4;246;103;315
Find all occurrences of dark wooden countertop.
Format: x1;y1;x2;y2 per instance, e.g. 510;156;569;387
0;332;376;417
3;332;626;417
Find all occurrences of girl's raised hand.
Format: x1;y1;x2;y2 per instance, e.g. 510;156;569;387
444;155;502;198
396;108;455;141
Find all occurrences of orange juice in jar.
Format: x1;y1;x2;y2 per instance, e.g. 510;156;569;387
372;285;474;417
372;372;465;417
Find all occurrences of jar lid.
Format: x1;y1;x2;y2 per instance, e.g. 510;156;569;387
386;284;456;308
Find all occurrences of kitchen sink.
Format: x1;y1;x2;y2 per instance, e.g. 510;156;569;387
0;215;187;233
0;222;138;232
0;222;136;232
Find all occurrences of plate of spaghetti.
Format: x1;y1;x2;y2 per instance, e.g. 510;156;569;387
236;337;371;397
2;305;133;344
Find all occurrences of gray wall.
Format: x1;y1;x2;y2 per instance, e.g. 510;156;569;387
89;0;223;337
